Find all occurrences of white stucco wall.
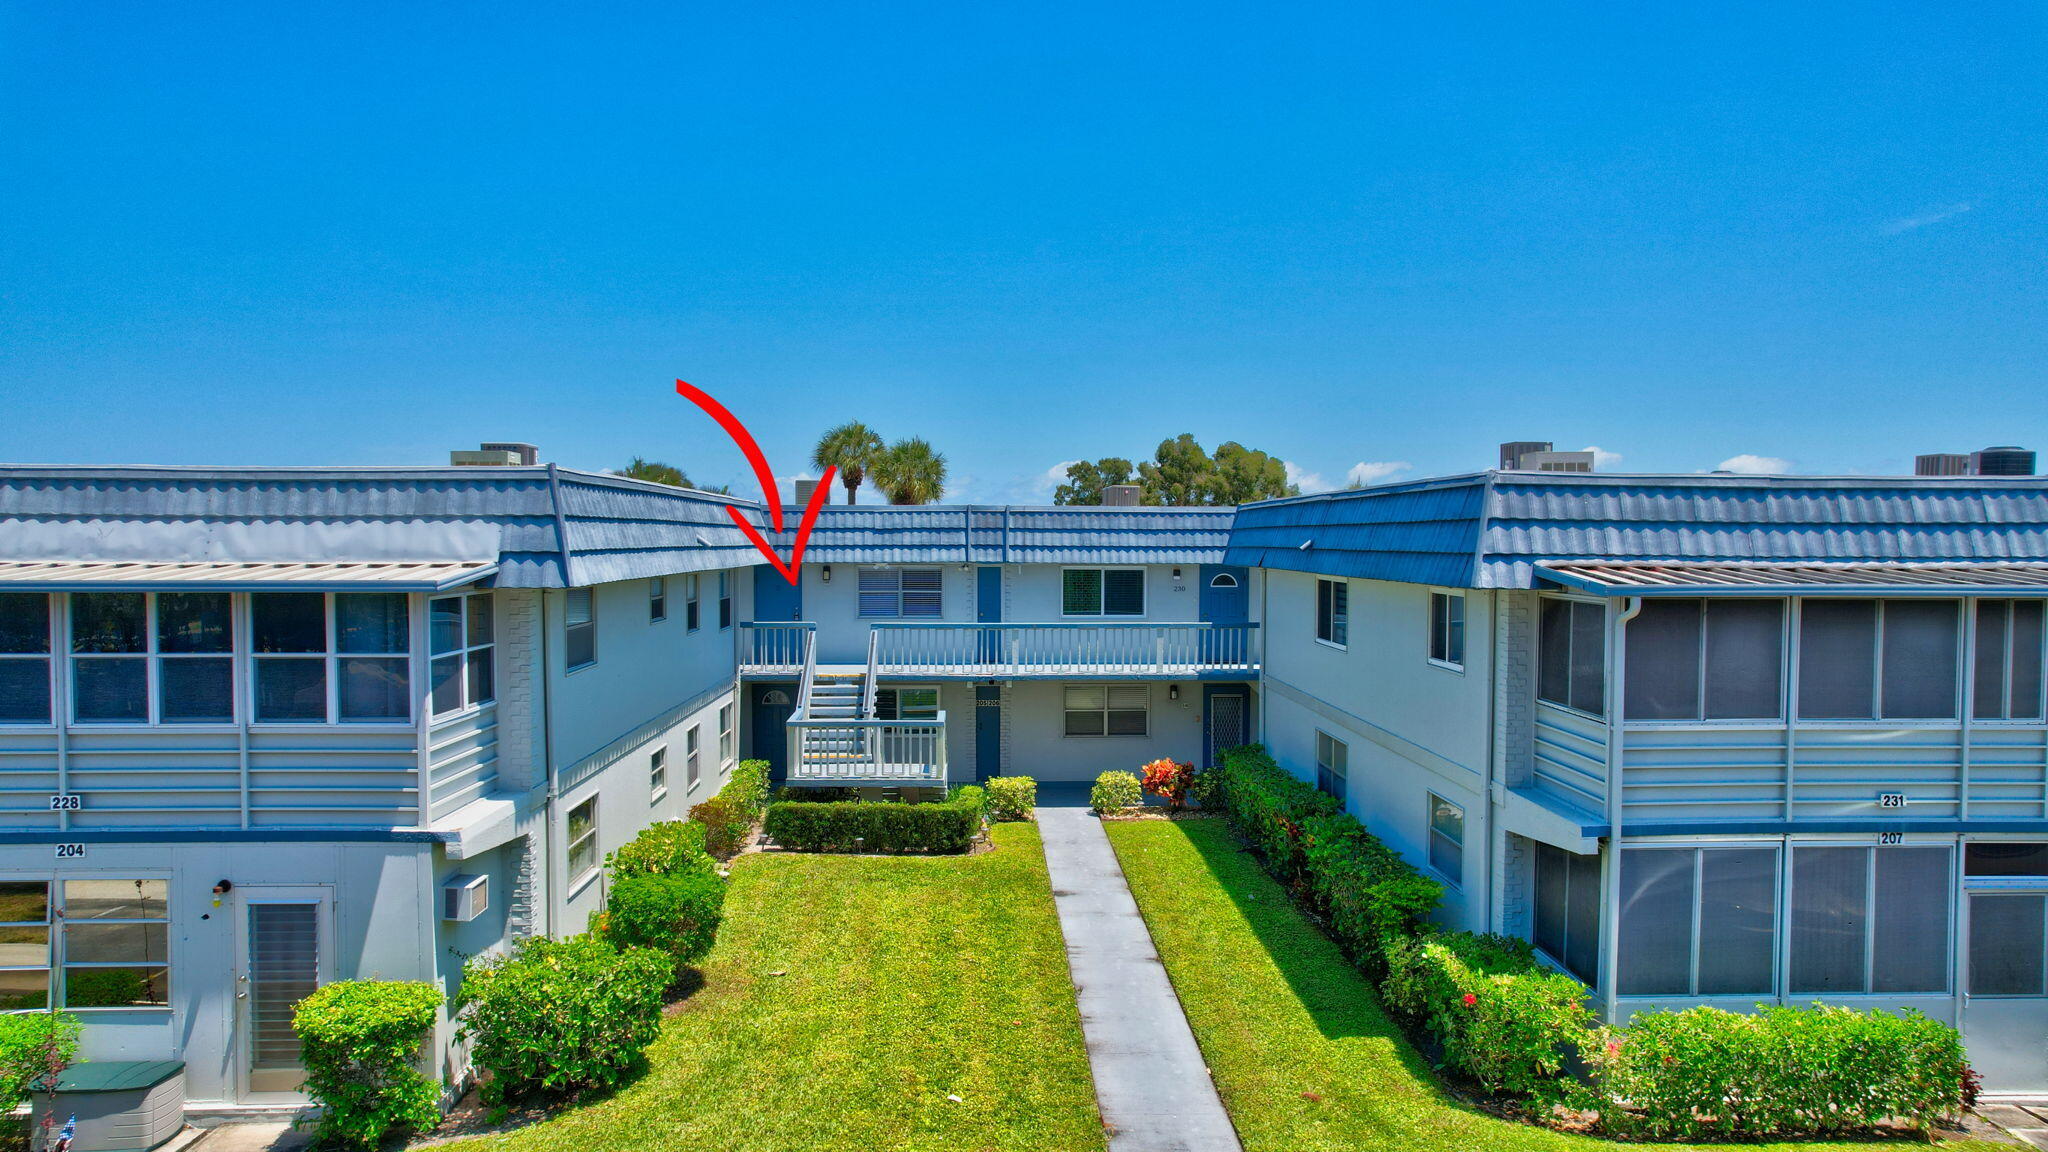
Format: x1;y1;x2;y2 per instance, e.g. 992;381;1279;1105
1002;679;1206;782
0;839;436;1108
1258;571;1498;932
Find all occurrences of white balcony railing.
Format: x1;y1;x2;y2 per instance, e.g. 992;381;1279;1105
786;716;947;783
738;621;1259;677
871;622;1259;677
740;621;814;674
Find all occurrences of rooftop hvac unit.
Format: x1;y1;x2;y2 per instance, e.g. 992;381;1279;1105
442;874;489;922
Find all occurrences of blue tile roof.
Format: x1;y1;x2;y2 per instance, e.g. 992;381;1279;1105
1226;471;2048;589
0;466;1231;587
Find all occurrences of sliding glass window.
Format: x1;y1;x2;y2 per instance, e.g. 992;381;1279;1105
1617;846;1777;997
1797;599;1960;720
1624;598;1783;721
1975;600;2046;721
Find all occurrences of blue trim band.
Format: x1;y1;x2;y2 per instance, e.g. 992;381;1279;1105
0;829;448;845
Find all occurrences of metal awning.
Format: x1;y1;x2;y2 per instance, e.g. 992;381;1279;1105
1538;561;2048;597
0;560;497;592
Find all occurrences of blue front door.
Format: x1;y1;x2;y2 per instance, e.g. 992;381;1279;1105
976;567;1002;665
750;683;797;780
753;565;802;623
975;685;1002;781
1199;565;1249;663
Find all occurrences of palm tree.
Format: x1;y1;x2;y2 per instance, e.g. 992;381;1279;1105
620;457;690;487
811;422;885;505
871;438;948;505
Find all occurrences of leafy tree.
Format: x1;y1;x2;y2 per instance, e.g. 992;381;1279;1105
871;438;948;504
1209;441;1298;504
620;457;690;488
1053;457;1148;505
811;422;885;504
1139;434;1217;505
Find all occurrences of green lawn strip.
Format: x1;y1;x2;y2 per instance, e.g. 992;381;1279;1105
455;822;1104;1152
1104;817;1996;1152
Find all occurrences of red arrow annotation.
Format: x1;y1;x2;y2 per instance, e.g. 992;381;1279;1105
673;379;834;586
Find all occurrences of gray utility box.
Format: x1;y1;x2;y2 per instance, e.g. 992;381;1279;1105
28;1060;185;1151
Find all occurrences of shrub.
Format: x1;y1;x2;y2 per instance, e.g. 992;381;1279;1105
1381;931;1594;1102
1090;771;1141;814
1139;758;1196;809
1209;745;1339;885
1589;1004;1969;1137
596;870;726;978
986;776;1037;821
456;935;671;1107
606;820;716;881
0;1013;80;1116
692;759;773;857
1300;813;1442;977
293;981;442;1147
764;786;986;854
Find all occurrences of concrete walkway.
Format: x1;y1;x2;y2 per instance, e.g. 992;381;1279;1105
1037;806;1243;1152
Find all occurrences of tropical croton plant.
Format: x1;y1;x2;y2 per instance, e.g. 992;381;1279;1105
1139;758;1198;809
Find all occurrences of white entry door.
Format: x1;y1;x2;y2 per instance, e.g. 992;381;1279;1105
233;888;333;1099
1965;889;2048;1093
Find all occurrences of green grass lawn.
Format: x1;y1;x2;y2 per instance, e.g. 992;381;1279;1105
454;822;1104;1152
1105;817;2000;1152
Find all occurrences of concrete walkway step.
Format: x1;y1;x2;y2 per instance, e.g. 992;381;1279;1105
1036;805;1242;1152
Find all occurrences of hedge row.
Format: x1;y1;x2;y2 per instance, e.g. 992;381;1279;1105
690;759;772;857
765;785;987;853
1209;744;1970;1136
457;814;735;1109
1209;745;1434;972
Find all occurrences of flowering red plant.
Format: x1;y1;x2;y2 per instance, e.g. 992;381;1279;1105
1139;758;1197;809
1461;992;1478;1008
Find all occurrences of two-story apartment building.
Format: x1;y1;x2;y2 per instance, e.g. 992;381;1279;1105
1228;471;2048;1092
0;465;757;1117
12;459;2048;1112
734;505;1260;790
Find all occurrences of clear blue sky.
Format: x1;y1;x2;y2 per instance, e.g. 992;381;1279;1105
3;4;2043;501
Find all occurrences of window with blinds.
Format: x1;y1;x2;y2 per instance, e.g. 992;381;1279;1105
1063;684;1148;736
1316;579;1348;647
1063;569;1145;617
1315;730;1348;802
0;593;50;725
565;587;597;670
858;568;943;618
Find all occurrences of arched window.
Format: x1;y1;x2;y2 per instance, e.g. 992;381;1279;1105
1209;573;1239;589
761;689;791;706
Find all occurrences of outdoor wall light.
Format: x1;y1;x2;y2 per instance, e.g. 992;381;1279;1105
821;565;832;584
1169;684;1180;701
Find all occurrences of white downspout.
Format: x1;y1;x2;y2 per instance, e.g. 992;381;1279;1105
1601;596;1643;1025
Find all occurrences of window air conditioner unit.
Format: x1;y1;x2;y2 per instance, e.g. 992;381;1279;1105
442;874;489;922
